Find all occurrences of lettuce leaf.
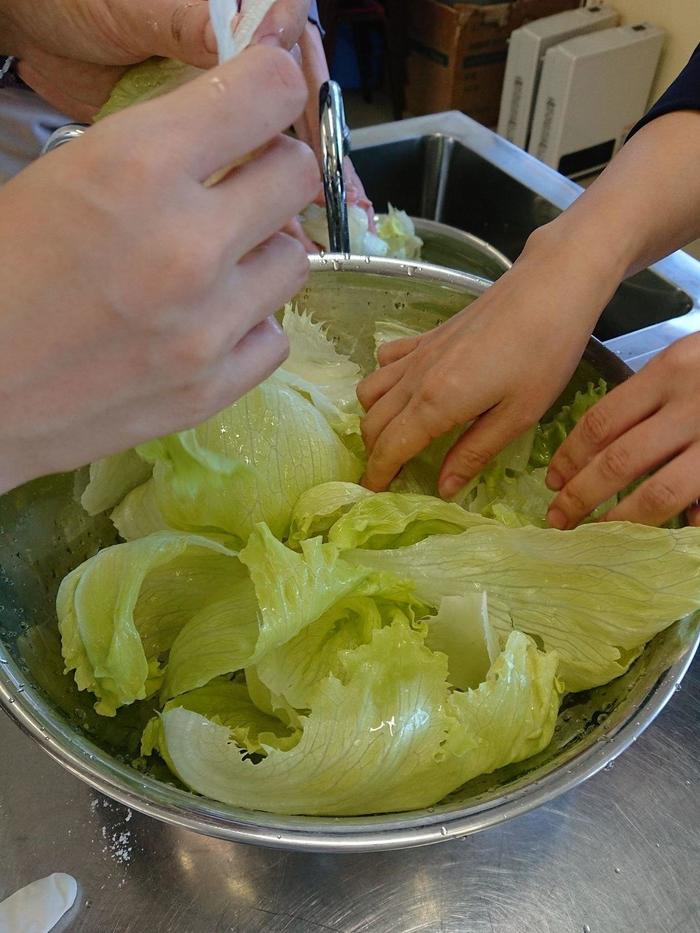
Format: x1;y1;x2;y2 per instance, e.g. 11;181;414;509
97;58;202;120
341;502;700;691
138;373;362;545
287;482;373;549
57;533;240;715
425;594;500;691
160;624;560;815
301;204;424;260
328;492;473;550
80;451;152;516
301;203;389;257
161;525;372;699
375;206;424;260
142;677;298;766
110;479;170;541
529;381;607;468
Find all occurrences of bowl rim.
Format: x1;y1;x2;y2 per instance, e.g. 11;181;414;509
1;255;696;852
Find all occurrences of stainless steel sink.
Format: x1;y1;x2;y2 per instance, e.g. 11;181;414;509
351;113;700;367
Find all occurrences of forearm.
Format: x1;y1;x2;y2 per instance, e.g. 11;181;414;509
538;110;700;283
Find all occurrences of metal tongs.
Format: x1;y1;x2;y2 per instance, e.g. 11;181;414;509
319;80;351;255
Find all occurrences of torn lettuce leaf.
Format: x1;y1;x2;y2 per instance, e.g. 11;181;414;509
339;500;700;691
97;0;274;120
301;203;389;257
81;451;152;516
110;479;170;541
425;593;500;691
375;206;424;260
142;677;298;768
529;381;608;468
328;492;473;550
57;532;241;716
287;481;373;550
161;525;373;700
97;58;203;121
160;624;560;815
137;372;363;545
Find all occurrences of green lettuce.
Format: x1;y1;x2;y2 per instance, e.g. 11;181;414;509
162;526;372;700
301;204;424;260
57;532;240;715
287;482;373;549
159;624;560;815
80;450;152;516
339;496;700;691
97;58;202;121
425;594;500;691
137;372;362;545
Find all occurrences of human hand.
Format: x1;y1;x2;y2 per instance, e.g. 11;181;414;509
545;333;700;529
253;0;311;50
2;0;310;121
0;46;320;495
357;226;623;495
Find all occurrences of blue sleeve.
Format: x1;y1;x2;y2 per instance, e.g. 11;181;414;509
308;1;324;36
628;43;700;139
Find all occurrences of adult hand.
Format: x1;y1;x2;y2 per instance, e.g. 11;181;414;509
253;0;311;50
545;333;700;529
357;225;623;495
0;46;320;495
1;0;311;121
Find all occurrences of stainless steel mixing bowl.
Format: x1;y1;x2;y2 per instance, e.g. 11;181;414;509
1;257;697;853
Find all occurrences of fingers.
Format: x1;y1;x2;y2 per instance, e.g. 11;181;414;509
546;378;660;492
546;411;690;530
162;233;308;371
438;404;519;498
281;217;319;252
209;134;320;259
17;56;127;122
357;358;409;411
144;45;308;182
253;0;311;49
602;444;700;526
223;233;310;344
362;406;436;492
360;381;412;454
377;335;421;367
131;0;217;68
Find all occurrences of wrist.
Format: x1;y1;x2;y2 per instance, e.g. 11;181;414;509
523;213;629;288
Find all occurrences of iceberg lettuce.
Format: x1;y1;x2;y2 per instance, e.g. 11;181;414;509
159;625;560;815
338;496;700;691
57;533;241;715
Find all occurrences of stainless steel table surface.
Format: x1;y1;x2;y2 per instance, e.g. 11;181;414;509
1;658;697;933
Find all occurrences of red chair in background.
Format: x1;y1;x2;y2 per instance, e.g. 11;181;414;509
317;0;406;120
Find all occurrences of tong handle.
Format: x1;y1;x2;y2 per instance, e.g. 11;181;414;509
319;81;351;255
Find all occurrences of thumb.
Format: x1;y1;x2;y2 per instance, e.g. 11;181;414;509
130;1;217;69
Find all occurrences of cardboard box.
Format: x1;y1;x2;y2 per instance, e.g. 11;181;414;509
405;0;582;126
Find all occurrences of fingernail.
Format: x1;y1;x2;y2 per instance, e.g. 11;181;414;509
440;476;464;499
547;508;568;530
204;22;218;54
546;468;564;491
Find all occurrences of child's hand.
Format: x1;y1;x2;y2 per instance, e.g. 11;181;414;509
546;332;700;528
